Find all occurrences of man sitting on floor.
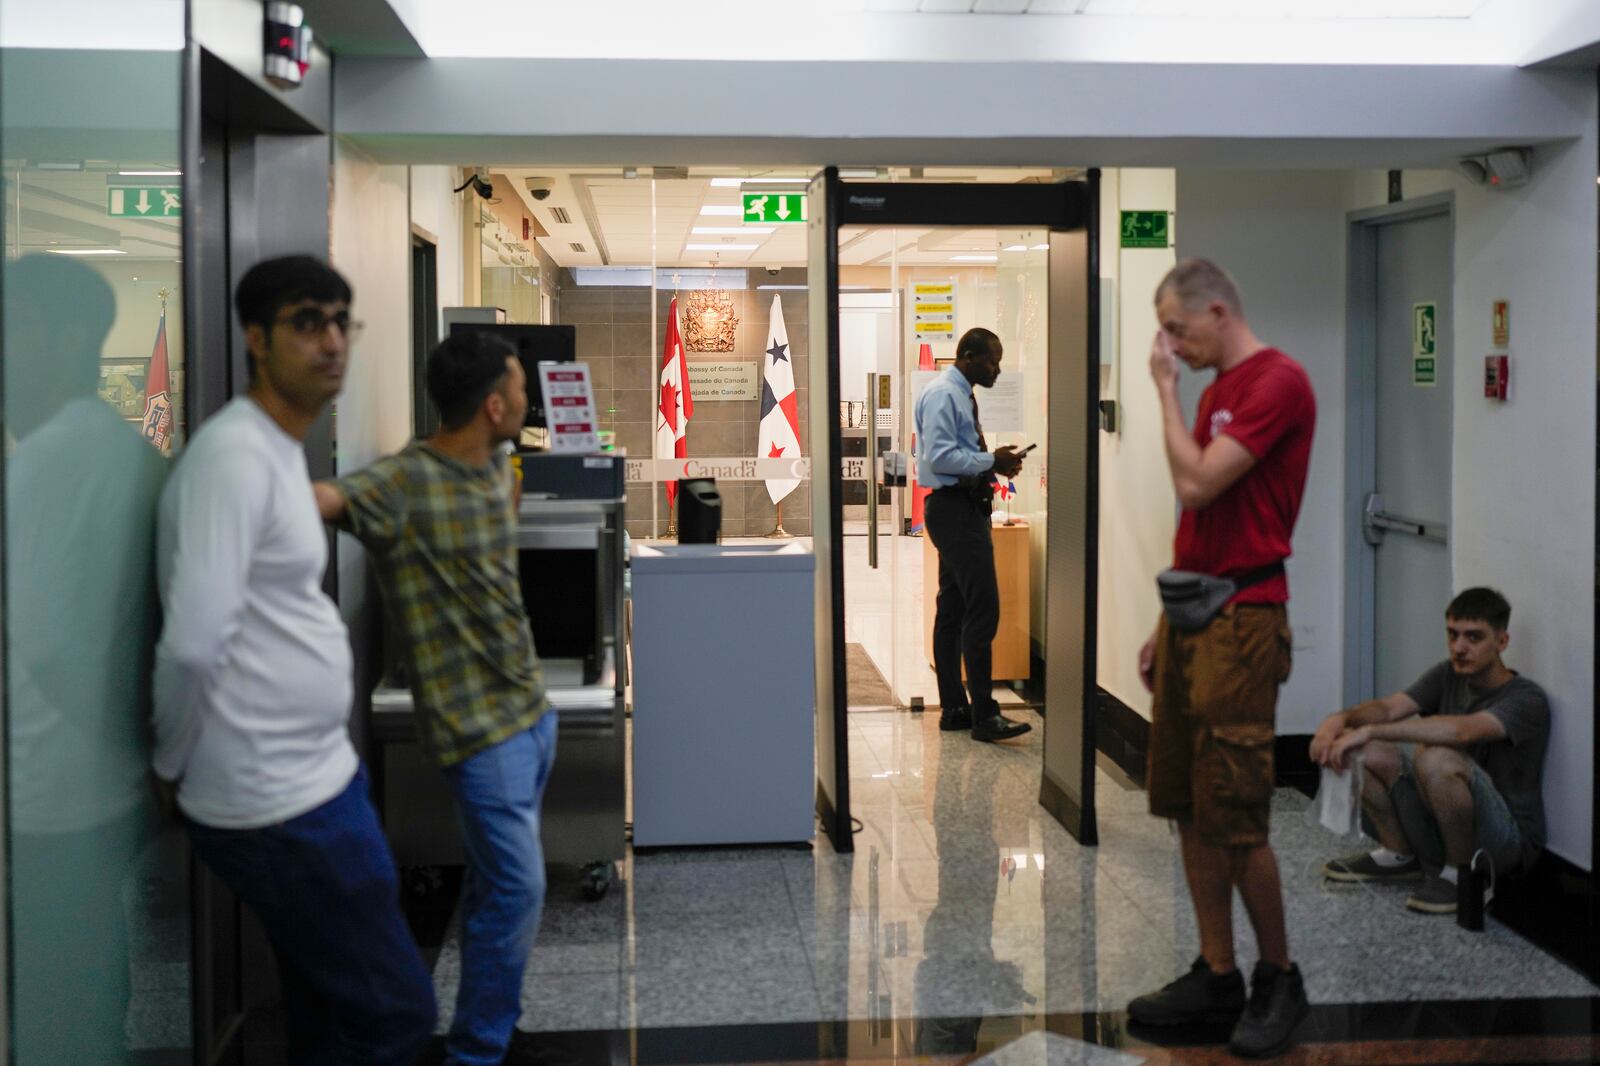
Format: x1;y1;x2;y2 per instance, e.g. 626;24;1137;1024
1309;587;1549;914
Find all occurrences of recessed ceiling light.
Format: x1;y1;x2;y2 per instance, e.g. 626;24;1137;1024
46;248;126;256
686;243;759;251
950;254;998;262
700;205;743;216
710;177;809;187
693;226;775;236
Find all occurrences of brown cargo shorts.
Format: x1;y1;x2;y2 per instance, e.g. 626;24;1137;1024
1147;603;1292;848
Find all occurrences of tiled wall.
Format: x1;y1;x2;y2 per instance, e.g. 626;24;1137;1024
557;278;812;539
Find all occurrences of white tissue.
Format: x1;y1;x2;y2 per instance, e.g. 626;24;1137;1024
1306;750;1363;836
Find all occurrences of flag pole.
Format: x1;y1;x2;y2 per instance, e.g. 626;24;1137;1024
764;499;792;539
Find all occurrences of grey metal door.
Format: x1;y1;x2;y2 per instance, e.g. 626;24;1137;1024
1362;206;1453;697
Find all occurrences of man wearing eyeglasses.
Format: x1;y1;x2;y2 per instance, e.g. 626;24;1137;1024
153;256;436;1063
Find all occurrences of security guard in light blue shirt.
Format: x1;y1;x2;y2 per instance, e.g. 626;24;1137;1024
913;327;1031;743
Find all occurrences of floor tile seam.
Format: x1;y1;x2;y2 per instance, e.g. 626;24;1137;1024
531;993;1600;1038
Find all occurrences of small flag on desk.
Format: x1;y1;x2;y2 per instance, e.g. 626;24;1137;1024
996;479;1015;501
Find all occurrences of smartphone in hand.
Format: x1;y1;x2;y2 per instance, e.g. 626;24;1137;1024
1015;443;1038;458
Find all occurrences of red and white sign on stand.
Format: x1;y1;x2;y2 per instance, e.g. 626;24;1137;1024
538;361;600;453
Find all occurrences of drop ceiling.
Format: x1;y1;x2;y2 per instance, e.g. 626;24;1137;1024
490;166;1063;270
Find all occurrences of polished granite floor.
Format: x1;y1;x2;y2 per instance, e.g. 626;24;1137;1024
428;708;1597;1050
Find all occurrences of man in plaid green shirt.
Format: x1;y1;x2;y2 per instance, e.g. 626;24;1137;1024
316;332;552;1066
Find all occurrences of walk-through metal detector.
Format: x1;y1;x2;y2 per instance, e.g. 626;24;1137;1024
806;167;1102;852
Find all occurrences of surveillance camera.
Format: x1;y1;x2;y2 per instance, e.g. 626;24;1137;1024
765;266;781;276
525;176;556;201
456;170;494;200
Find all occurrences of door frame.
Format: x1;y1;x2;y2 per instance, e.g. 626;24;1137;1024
1342;191;1454;706
806;168;1102;850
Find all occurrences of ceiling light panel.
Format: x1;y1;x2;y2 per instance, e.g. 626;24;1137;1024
1077;0;1484;15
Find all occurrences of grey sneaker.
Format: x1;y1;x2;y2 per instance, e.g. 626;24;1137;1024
1228;961;1310;1059
1323;850;1422;883
1406;874;1460;914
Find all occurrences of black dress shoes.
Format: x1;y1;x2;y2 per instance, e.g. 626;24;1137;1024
971;714;1032;742
938;707;973;731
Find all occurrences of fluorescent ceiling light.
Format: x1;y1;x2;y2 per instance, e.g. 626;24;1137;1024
118;169;181;177
700;205;743;216
693;226;775;235
46;248;126;256
1032;243;1049;250
709;177;809;187
1004;244;1027;252
686;243;758;251
950;254;998;262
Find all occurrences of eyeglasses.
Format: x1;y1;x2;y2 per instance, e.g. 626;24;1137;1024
277;307;364;340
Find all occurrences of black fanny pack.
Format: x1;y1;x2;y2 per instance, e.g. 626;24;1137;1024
1156;561;1284;632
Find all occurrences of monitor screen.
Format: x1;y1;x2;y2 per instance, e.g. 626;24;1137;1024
447;322;576;428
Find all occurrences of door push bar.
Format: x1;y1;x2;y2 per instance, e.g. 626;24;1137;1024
1363;492;1448;546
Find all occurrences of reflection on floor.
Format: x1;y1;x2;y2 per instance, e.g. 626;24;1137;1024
842;533;1026;710
424;710;1597;1063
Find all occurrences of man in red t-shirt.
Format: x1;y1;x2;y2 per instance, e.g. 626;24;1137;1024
1126;259;1316;1060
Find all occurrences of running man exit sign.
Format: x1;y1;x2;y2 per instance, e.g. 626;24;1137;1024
1120;210;1169;249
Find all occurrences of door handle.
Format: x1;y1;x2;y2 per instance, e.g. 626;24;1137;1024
1363;492;1447;546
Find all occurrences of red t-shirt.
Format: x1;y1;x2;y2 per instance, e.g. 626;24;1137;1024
1172;348;1316;605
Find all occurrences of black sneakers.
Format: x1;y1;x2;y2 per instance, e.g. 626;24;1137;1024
1228;960;1310;1059
1127;956;1246;1026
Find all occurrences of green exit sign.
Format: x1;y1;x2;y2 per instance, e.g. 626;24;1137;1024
743;192;807;224
108;185;182;218
1120;210;1169;249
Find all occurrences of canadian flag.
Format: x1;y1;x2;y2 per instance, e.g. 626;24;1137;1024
757;295;803;505
140;308;174;453
654;297;693;507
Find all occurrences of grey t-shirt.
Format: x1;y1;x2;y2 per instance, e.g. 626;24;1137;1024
1404;661;1550;867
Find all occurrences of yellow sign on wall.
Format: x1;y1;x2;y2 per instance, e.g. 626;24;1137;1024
913;281;957;342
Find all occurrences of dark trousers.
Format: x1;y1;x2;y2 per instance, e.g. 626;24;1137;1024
186;767;437;1065
924;489;1000;720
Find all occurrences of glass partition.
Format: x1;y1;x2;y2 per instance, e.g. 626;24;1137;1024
1;6;192;1059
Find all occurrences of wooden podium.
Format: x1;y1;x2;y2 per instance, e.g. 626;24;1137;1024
923;518;1031;681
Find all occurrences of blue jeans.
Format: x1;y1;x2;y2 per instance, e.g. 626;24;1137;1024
185;767;436;1065
443;712;559;1065
1392;747;1526;874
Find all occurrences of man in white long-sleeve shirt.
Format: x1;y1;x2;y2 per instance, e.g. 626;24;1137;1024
152;256;435;1064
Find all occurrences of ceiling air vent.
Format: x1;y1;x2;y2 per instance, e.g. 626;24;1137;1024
550;207;572;224
569;242;587;253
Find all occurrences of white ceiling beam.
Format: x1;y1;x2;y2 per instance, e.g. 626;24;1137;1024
337;57;1593;171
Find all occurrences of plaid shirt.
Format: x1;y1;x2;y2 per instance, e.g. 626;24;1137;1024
334;443;547;767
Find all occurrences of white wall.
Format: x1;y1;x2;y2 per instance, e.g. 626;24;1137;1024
330;139;412;620
1097;169;1178;717
1351;133;1597;870
409;165;465;337
1174;171;1352;736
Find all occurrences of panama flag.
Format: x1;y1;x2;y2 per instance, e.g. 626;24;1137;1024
140;308;174;453
757;294;803;505
655;296;693;507
996;479;1016;502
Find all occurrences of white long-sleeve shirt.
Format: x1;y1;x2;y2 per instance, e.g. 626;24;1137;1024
152;397;356;829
